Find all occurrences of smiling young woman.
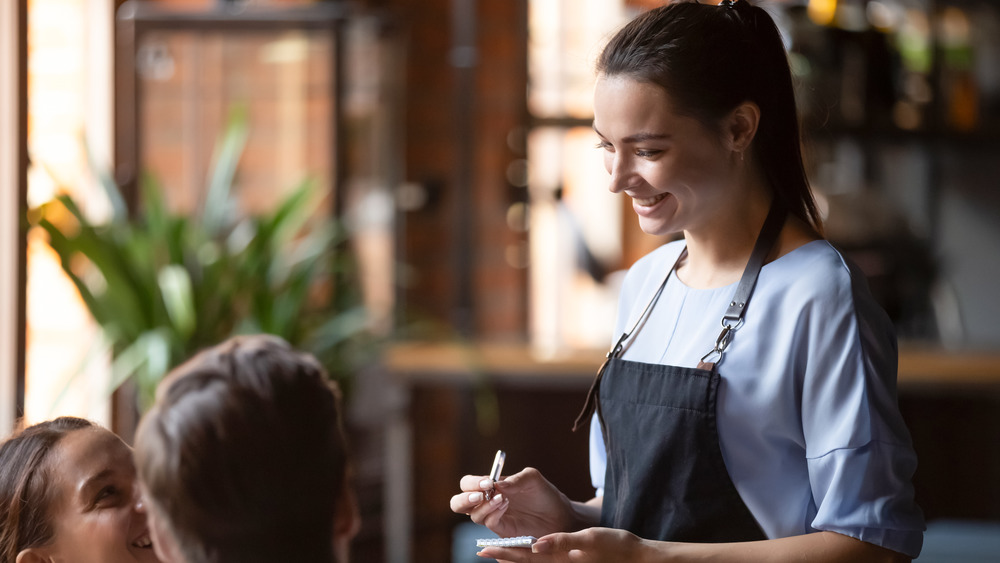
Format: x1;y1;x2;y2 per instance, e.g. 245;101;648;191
0;417;159;563
451;2;924;562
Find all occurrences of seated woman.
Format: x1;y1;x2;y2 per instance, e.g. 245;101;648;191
0;416;160;563
134;334;360;563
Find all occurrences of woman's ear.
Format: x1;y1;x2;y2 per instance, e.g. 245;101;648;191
16;547;53;563
726;101;761;154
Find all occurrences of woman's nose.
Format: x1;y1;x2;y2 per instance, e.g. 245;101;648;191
132;485;147;513
606;154;632;194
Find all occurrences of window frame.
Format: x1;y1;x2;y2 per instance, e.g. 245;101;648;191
0;0;28;435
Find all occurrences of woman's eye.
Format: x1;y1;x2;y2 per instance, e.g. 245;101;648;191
594;141;613;151
94;485;120;505
636;149;661;158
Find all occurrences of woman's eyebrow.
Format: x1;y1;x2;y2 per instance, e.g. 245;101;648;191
623;132;670;143
592;125;670;144
78;468;114;495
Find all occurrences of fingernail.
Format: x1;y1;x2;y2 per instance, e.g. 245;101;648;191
468;492;484;503
479;478;493;489
531;539;550;553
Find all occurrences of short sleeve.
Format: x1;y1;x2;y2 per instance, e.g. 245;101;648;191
808;443;924;556
589;413;607;497
799;255;924;557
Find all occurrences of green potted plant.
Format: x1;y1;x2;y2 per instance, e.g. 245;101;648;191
30;107;371;412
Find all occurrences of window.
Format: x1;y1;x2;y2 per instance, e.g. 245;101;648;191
527;0;670;356
23;0;115;426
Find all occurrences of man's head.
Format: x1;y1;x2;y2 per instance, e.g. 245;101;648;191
135;335;358;563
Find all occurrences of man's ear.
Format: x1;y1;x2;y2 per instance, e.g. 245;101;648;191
333;486;362;541
16;547;53;563
332;485;362;563
147;506;186;563
726;101;761;154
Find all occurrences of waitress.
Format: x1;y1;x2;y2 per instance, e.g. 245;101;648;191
450;1;925;561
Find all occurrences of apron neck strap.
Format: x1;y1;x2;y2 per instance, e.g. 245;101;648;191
722;202;788;326
571;247;686;433
699;202;788;369
573;201;788;432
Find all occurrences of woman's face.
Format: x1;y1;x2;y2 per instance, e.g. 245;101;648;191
29;427;159;563
593;74;737;237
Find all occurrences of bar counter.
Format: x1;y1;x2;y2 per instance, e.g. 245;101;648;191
385;340;1000;387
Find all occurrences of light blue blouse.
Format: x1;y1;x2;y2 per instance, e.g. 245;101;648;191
589;240;925;558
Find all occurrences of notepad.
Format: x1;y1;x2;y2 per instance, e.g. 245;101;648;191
475;536;537;548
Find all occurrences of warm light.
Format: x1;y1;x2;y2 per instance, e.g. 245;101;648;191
807;0;837;27
24;230;107;424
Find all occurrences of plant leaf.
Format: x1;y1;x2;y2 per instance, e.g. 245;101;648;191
158;264;196;340
81;134;128;223
202;104;250;236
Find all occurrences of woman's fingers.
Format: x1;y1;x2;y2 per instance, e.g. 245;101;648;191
451;489;509;525
477;546;535;562
451;474;498;514
460;473;492;491
530;528;642;562
530;532;573;553
478;494;510;527
468;493;510;525
450;490;481;514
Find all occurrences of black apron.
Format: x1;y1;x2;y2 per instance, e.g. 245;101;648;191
574;204;787;543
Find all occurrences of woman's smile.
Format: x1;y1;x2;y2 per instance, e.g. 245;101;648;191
132;531;154;550
631;192;670;208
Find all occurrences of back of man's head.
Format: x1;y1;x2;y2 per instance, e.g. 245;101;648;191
135;335;351;563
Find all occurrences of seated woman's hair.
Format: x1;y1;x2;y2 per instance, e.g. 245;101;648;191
135;334;351;563
0;417;95;561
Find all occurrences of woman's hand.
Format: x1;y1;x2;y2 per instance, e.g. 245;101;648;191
449;467;596;538
477;529;913;563
477;527;650;563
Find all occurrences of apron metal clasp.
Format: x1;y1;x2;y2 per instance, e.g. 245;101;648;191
700;319;743;366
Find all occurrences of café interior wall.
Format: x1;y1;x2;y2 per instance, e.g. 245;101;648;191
935;146;1000;349
828;140;1000;350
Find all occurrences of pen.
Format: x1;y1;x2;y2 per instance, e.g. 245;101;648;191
485;450;505;500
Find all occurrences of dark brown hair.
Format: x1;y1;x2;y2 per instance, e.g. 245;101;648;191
135;335;349;563
597;0;823;232
0;416;95;562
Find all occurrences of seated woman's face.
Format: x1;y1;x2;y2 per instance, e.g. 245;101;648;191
30;427;159;563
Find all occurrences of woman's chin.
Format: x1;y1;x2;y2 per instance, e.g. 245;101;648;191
632;195;680;236
636;215;680;238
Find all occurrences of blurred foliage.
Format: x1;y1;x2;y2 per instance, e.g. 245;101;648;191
29;107;372;411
